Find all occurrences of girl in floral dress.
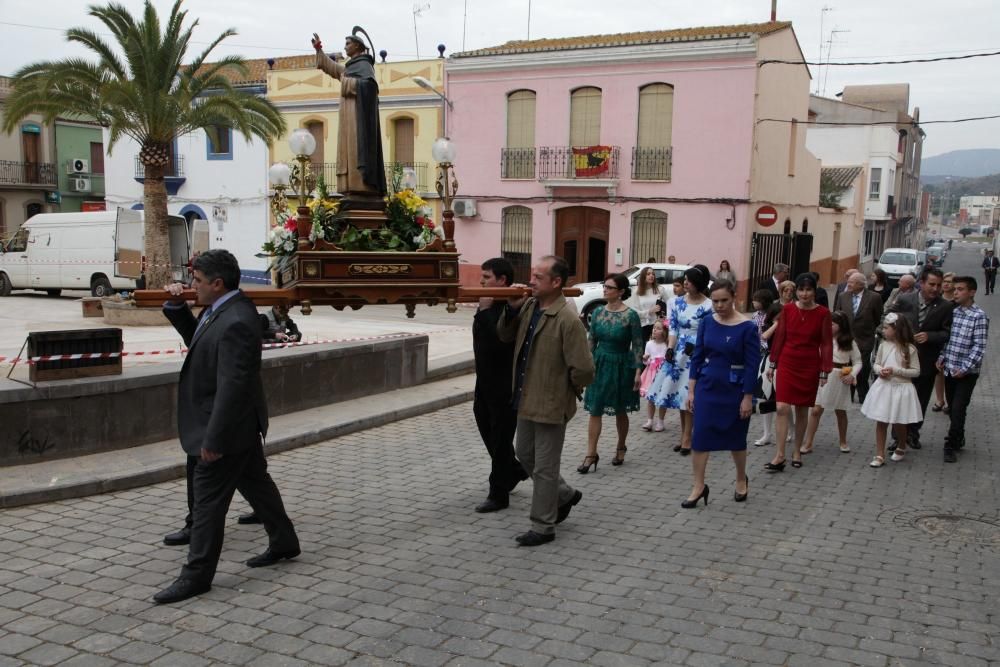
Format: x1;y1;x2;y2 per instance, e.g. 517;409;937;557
646;265;713;455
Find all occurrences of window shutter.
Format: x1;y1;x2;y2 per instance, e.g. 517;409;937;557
506;91;536;149
636;84;673;148
570;87;602;146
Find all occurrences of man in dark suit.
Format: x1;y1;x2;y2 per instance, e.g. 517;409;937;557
837;271;883;402
889;268;953;449
472;258;528;513
834;269;859;303
154;250;300;604
756;263;789;301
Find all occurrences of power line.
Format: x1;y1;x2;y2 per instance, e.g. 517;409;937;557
758;114;1000;126
760;49;1000;67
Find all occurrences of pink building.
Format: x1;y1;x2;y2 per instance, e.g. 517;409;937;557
446;21;821;300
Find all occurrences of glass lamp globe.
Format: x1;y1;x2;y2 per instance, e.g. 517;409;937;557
431;137;456;163
401;167;418;190
288;128;317;157
268;162;291;186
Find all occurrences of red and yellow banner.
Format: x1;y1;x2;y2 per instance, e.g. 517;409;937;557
572;146;612;177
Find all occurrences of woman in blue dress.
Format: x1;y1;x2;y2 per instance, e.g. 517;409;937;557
579;273;644;471
681;280;761;508
645;265;713;455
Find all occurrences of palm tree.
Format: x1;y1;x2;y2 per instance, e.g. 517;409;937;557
2;0;286;287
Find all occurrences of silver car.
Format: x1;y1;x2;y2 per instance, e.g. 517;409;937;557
570;263;692;327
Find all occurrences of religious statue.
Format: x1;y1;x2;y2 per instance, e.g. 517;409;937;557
311;27;387;209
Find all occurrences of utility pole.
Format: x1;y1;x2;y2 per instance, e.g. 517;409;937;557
462;0;468;51
527;0;532;40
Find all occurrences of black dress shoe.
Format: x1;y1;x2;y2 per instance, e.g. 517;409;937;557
515;531;554;547
475;498;509;513
163;529;190;546
943;448;957;463
556;490;583;524
237;512;262;525
153;578;211;604
909;438;922;450
246;547;301;568
508;466;530;492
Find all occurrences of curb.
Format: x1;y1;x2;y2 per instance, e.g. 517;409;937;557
0;382;475;509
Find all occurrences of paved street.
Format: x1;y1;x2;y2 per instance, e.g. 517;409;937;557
0;243;998;666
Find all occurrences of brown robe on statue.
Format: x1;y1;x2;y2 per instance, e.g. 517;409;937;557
315;51;376;195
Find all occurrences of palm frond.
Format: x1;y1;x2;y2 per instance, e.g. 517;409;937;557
65;27;127;80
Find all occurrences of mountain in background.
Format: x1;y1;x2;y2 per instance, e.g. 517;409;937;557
922;172;1000;197
921;149;1000;179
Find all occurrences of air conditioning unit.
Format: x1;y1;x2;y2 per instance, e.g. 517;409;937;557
452;198;477;217
71;177;91;192
70;158;90;174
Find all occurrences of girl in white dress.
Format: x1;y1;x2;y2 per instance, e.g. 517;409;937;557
801;311;862;454
860;313;921;467
639;320;669;431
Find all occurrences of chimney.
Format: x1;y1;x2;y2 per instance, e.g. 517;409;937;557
771;0;777;21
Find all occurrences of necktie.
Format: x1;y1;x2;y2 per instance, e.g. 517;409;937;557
852;294;860;316
194;307;212;335
918;300;928;327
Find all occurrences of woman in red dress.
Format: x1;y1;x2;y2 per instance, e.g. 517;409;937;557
765;273;833;471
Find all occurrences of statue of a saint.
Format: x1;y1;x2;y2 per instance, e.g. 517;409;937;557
311;28;387;203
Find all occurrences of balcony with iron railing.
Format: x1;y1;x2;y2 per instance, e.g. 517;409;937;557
631;146;672;181
537;146;620;201
500;148;536;179
134;155;186;194
307;161;430;193
0;161;58;188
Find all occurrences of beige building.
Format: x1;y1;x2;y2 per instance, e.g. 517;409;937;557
262;54;447;210
0;76;57;239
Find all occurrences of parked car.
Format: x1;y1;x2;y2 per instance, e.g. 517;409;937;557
917;250;927;269
876;248;921;287
0;209;189;297
570;263;693;327
926;243;947;267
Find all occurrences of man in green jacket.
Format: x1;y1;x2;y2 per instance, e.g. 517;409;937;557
499;255;595;546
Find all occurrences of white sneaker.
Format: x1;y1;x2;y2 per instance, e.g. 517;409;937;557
641;419;653;431
890;451;905;462
753;436;772;447
653;418;665;432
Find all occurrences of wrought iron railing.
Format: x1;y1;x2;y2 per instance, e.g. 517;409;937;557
631;146;672;181
537;146;620;180
385;161;428;192
310;162;338;188
0;160;57;186
501;148;536;179
135;155;185;178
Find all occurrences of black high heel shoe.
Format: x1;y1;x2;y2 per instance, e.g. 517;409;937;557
681;484;709;508
764;460;786;473
734;478;749;502
611;446;627;466
577;454;599;474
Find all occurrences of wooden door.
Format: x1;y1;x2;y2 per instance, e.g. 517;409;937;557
22;131;40;183
555;206;609;285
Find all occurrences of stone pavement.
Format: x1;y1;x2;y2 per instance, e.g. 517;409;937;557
0;244;998;666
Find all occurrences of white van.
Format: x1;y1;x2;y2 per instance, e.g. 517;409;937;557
0;208;189;297
876;247;920;287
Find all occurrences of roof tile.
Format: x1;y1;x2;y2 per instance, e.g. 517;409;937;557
454;21;791;57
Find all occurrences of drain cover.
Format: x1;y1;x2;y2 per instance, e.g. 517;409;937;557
913;514;1000;546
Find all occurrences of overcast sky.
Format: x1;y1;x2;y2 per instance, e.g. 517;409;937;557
2;0;996;157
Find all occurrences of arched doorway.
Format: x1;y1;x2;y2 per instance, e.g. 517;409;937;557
555;206;609;285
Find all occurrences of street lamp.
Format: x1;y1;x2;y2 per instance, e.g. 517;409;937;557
268;162;291;224
288;128;317;248
413;76;453;110
432;137;458;252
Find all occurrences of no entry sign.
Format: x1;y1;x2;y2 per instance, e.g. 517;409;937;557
756;205;778;227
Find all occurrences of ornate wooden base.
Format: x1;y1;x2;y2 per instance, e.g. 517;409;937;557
338;194;390;230
277;250;461;316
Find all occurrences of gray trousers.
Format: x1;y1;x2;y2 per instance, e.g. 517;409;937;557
515;418;577;535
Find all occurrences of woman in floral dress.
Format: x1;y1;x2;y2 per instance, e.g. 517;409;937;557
646;265;713;455
579;273;644;471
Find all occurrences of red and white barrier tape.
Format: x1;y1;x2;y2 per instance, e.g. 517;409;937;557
0;327;471;366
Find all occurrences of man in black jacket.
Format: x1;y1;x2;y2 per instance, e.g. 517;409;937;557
837;272;883;402
889;268;953;449
472;258;527;513
154;250;299;604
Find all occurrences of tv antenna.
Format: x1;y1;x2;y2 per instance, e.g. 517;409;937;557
821;28;850;96
413;3;430;58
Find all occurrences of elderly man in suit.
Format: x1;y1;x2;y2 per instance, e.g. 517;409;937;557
888;268;953;450
154;249;300;604
837;271;883;402
834;269;860;303
884;273;916;313
756;263;789;302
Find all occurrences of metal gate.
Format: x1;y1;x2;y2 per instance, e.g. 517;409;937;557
746;232;813;302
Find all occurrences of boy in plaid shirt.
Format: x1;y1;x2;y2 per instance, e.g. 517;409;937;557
936;275;990;462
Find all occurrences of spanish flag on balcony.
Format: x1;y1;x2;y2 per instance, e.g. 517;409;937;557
572;146;611;177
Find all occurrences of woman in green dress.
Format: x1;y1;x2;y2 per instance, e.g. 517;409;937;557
579;273;644;472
